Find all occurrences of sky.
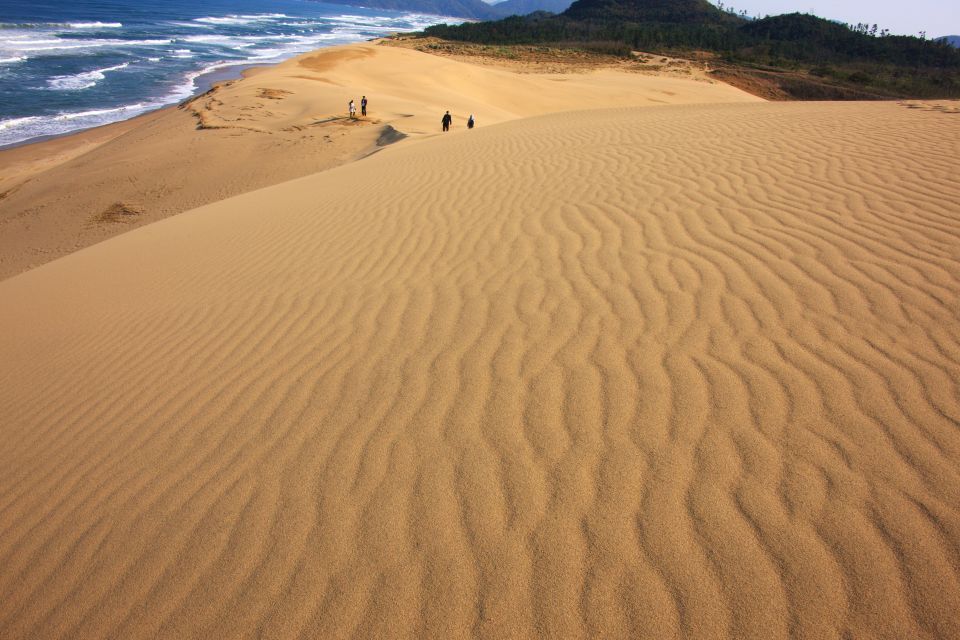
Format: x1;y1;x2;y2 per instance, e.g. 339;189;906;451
708;1;959;37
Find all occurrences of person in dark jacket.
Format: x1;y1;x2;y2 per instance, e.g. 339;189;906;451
361;95;368;117
441;110;452;132
467;114;475;129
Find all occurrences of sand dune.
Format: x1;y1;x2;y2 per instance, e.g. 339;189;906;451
0;42;758;281
1;100;959;639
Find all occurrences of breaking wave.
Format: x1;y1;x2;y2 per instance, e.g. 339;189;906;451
0;2;460;147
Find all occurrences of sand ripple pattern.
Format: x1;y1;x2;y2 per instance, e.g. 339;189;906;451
1;102;959;639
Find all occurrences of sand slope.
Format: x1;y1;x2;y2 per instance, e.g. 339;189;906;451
1;101;959;639
0;42;759;281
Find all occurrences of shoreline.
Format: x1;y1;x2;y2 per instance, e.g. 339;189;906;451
0;60;293;152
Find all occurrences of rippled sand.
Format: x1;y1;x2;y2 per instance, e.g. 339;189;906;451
1;100;959;638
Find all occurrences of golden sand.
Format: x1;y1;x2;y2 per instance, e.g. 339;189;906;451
1;44;959;640
0;43;758;281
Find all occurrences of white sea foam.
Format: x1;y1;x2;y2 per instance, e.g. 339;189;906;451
193;14;289;26
58;104;146;120
9;39;64;45
152;61;245;105
181;34;249;46
0;21;122;29
47;62;129;91
0;115;43;133
0;101;167;147
329;14;384;25
168;21;211;29
3;38;171;54
0;56;27;64
67;22;123;29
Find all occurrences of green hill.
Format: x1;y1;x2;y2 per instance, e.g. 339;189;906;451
421;0;960;99
562;0;735;23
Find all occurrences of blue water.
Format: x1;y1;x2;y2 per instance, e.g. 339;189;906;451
0;0;457;147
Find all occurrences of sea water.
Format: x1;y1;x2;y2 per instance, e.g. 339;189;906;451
0;0;457;147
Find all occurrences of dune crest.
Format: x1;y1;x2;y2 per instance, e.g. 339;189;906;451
1;101;959;639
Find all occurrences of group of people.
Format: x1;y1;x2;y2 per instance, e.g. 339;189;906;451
347;95;368;118
346;99;476;132
442;110;475;132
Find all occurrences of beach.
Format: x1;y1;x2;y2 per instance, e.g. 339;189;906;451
1;40;960;639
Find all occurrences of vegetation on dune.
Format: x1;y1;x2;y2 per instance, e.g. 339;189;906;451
421;0;960;99
562;0;736;23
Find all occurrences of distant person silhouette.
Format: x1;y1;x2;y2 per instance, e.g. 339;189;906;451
348;99;356;118
361;95;368;117
441;110;452;132
467;114;475;129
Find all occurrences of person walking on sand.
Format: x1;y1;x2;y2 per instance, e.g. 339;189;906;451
467;114;475;129
441;110;452;132
348;99;356;119
361;95;368;117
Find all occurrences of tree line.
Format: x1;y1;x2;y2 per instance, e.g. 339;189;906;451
422;6;960;98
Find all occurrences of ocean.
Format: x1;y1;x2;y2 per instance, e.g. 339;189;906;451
0;0;457;147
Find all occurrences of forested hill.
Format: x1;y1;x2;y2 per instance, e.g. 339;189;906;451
736;14;959;67
562;0;735;23
421;0;960;99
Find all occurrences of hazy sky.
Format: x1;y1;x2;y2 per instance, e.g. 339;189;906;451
708;1;959;37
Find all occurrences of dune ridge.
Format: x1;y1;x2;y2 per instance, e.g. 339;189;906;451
0;42;759;281
1;101;959;639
